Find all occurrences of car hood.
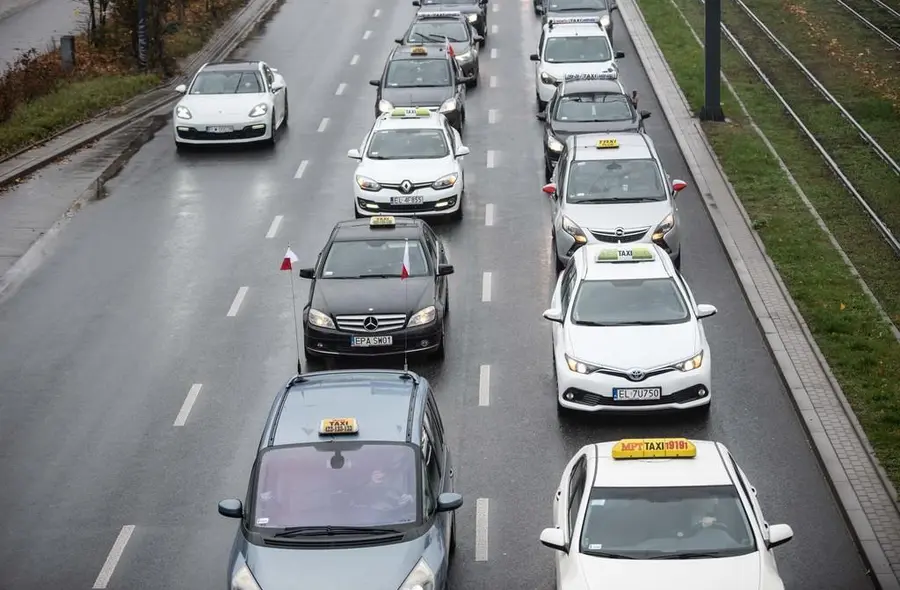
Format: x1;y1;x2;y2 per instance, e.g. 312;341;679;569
382;86;454;108
244;535;427;590
357;157;456;184
419;3;481;15
565;321;699;368
577;552;762;590
313;277;434;316
550;119;640;139
562;199;671;232
177;93;268;118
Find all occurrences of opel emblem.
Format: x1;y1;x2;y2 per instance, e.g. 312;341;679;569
627;368;645;381
615;227;625;237
399;180;413;194
363;316;379;331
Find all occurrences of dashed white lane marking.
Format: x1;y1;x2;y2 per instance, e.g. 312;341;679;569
350;54;360;65
488;109;497;124
491;24;498;34
479;365;491;406
490;47;497;59
482;272;492;302
363;30;372;39
317;118;329;133
485;203;494;225
227;287;249;317
492;2;498;11
489;75;497;88
294;160;308;179
486;150;496;168
373;8;380;16
92;525;135;589
475;498;489;561
265;215;284;239
174;384;203;427
335;83;347;95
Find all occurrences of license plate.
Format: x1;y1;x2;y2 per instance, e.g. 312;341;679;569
613;387;662;400
206;126;233;133
351;335;393;347
391;195;424;205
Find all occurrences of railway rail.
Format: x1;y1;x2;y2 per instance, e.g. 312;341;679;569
833;0;900;51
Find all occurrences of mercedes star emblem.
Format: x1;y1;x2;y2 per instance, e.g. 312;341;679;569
615;227;626;237
399;180;413;194
627;368;645;381
363;316;379;331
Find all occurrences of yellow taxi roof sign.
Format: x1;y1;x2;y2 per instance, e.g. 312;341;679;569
391;107;431;117
319;418;359;435
612;438;696;460
595;246;654;262
596;138;619;149
410;46;428;55
370;216;396;227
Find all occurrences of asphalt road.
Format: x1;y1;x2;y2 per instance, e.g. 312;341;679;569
0;0;877;587
0;0;82;68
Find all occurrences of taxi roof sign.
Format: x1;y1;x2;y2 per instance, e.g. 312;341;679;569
417;10;463;18
319;418;359;435
391;107;431;118
370;216;397;227
595;246;654;262
564;73;615;82
410;46;428;55
547;15;602;24
596;138;619;149
612;438;697;460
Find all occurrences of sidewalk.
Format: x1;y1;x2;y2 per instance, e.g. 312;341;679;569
0;0;81;68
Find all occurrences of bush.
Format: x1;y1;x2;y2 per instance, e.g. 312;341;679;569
0;49;67;123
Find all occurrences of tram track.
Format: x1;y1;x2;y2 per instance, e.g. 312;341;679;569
832;0;900;51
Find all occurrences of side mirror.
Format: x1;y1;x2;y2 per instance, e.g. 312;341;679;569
672;179;688;193
299;268;315;279
436;492;464;512
766;524;794;549
395;37;404;44
539;527;566;551
412;0;421;5
218;498;243;518
610;1;618;9
271;79;285;92
369;79;381;87
696;303;717;319
529;53;540;61
536;111;547;121
615;51;625;59
542;308;563;323
347;148;362;159
640;110;651;120
542;183;557;195
175;84;187;94
474;35;484;43
456;146;470;157
437;263;455;276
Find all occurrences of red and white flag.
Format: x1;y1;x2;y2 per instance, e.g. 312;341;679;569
444;37;455;57
280;247;298;271
400;240;410;280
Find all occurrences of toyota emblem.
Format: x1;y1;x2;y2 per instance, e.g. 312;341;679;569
363;316;379;331
615;227;625;237
627;368;645;381
399;180;413;194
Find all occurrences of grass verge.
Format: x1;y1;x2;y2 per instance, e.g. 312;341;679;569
634;0;900;488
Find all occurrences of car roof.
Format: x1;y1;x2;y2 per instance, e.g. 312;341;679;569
390;44;453;60
576;243;674;281
331;217;426;241
544;22;608;37
566;132;653;160
590;440;735;487
373;110;445;131
264;370;426;448
560;79;625;94
203;60;260;71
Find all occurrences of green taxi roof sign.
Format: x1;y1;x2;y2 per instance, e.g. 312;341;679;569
595;246;655;262
391;107;431;118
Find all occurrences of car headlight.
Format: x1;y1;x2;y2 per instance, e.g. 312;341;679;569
455;49;474;62
408;306;436;327
432;173;458;190
378;99;394;113
652;212;675;241
175;105;192;119
232;563;262;590
674;351;703;372
600;14;610;27
561;215;588;244
439;98;457;113
356;175;382;191
565;354;601;374
546;131;563;152
399;558;435;590
467;13;478;22
249;103;268;117
540;71;557;85
308;308;335;329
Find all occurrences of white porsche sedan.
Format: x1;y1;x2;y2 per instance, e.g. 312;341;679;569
540;438;794;590
172;59;288;149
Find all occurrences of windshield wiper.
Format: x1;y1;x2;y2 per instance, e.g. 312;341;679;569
358;273;398;278
274;525;401;538
570;198;614;204
647;551;722;560
586;550;637;559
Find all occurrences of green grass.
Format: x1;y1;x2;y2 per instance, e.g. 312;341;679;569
0;73;160;158
633;0;900;488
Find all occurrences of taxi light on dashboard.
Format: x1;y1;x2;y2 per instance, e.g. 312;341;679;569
595;246;654;262
596;138;619;149
370;216;397;227
410;46;428;55
611;438;697;460
319;418;359;435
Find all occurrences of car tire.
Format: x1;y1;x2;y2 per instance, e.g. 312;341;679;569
536;94;546;112
451;195;464;221
551;233;564;272
450;512;457;554
266;113;277;148
175;141;186;153
466;67;479;89
283;92;290;126
431;331;446;361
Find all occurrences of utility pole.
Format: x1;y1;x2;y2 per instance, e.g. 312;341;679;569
137;0;148;68
699;0;725;121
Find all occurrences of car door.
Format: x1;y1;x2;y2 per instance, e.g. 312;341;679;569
422;229;446;311
422;407;449;559
261;64;283;119
452;60;466;107
554;453;589;589
552;262;576;350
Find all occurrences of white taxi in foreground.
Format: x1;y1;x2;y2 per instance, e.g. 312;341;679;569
540;438;794;590
543;244;715;414
349;107;469;219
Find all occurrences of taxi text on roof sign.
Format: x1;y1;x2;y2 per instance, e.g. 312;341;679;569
596;138;619;149
370;216;397;227
410;46;428;55
565;73;615;82
391;107;431;118
547;15;601;24
418;10;462;18
611;438;697;460
595;246;655;262
319;418;359;435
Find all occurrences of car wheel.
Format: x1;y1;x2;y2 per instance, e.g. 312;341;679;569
431;330;446;360
175;141;186;153
450;512;457;554
536;95;546;112
266;113;277;147
283;92;289;125
466;67;479;88
551;233;564;272
451;195;464;221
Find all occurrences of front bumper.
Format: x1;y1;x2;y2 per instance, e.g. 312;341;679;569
553;224;681;265
355;184;462;217
457;57;478;78
173;118;271;144
305;322;443;357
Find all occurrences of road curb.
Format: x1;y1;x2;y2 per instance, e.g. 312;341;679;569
617;1;900;588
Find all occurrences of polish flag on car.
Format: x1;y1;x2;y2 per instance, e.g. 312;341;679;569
280;247;298;271
444;37;455;57
401;240;410;280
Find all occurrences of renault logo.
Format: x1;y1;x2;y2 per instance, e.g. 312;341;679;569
399;180;413;194
615;227;625;237
627;368;645;381
363;316;379;331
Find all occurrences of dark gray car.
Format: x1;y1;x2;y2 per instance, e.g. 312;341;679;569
396;12;483;85
539;0;616;44
218;370;463;590
414;0;489;41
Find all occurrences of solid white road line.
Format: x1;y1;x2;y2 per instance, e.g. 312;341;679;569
174;383;203;427
350;54;360;65
486;150;496;168
488;109;497;124
485;203;494;226
489;75;497;88
490;48;497;59
363;30;372;39
227;287;249;317
335;83;347;95
482;272;492;302
294;160;308;179
479;365;491;406
92;525;135;589
317;118;329;133
265;215;283;239
491;24;498;34
475;498;489;561
492;2;498;11
373;8;380;16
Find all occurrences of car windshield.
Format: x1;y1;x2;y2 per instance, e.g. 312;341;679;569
386;59;451;87
367;129;450;160
322;239;431;278
571;278;690;326
580;486;757;558
555;93;633;122
544;37;612;63
547;0;607;10
251;443;419;530
409;22;469;43
566;159;665;202
190;70;263;94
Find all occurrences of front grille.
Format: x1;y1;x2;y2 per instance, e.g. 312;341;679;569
589;227;650;243
358;196;457;214
380;181;433;191
335;314;407;333
564;384;707;407
596;366;675;381
176;125;267;141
